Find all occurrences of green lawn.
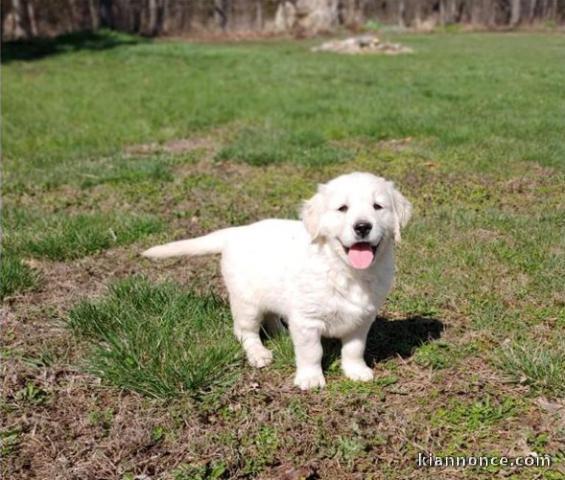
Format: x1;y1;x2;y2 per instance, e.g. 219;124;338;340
2;31;564;479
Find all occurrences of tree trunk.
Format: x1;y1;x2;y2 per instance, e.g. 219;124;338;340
448;0;458;23
88;0;99;30
99;0;112;28
540;0;548;18
398;0;406;27
415;0;423;27
510;0;521;26
528;0;536;22
481;0;496;27
148;0;157;35
471;0;481;24
215;0;229;30
26;0;37;36
9;0;28;39
256;0;263;29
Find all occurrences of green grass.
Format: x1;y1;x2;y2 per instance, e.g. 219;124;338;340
171;461;227;480
3;32;565;188
430;396;524;457
0;428;22;457
68;276;241;397
0;251;37;299
413;340;454;369
5;211;162;261
3;31;565;479
496;338;565;396
78;154;175;189
433;396;520;432
216;125;350;166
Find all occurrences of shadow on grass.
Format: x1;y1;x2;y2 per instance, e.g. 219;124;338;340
321;315;444;370
2;30;143;63
365;315;445;364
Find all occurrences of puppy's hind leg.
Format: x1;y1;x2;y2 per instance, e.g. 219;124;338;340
231;300;273;368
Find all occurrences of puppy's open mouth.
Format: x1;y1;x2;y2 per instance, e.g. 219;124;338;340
343;242;379;270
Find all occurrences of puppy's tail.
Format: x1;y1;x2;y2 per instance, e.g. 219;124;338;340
142;227;236;259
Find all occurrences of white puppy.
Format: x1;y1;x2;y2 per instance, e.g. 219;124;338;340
143;172;412;390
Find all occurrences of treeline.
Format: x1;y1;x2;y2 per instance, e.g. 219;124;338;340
2;0;564;41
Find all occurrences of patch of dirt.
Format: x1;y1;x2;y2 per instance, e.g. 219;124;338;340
333;136;416;155
471;228;503;242
125;135;219;158
376;136;415;153
312;35;413;55
502;163;557;194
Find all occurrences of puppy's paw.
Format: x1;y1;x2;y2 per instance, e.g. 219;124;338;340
342;362;374;382
294;368;326;390
247;346;273;368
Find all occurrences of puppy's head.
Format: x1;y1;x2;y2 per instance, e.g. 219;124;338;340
301;172;412;270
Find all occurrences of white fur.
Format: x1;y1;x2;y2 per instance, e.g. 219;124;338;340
142;172;412;390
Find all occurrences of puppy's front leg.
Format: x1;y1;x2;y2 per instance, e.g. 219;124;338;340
289;322;325;390
341;321;374;382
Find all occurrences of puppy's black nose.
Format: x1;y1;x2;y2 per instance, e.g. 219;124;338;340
354;222;372;238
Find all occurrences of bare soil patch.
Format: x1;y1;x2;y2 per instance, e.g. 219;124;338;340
125;135;219;158
312;35;413;55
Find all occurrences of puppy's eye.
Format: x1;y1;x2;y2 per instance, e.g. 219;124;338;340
338;205;348;213
373;203;383;210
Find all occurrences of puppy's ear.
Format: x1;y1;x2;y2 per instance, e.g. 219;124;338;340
389;183;412;242
301;189;325;241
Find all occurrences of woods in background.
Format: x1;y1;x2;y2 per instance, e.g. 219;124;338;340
2;0;564;41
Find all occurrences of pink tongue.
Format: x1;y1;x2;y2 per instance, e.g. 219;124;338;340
348;243;374;269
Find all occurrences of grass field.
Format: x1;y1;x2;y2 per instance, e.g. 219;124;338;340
2;31;564;479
